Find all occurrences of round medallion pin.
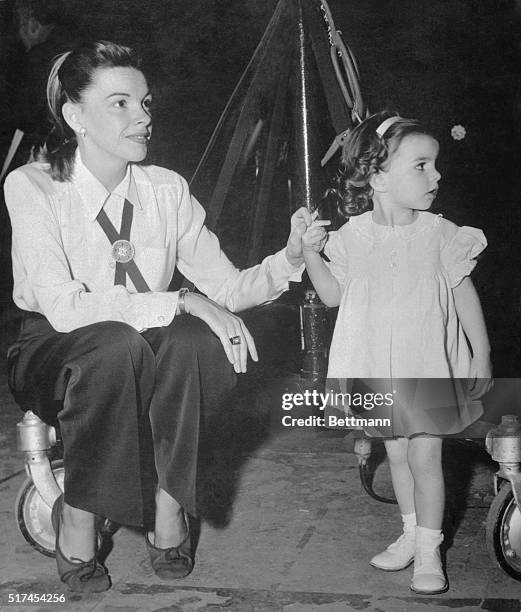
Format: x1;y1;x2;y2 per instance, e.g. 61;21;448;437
111;239;135;263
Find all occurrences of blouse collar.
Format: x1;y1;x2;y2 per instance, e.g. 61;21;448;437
71;148;143;220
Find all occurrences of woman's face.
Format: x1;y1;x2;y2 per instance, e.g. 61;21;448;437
72;66;152;171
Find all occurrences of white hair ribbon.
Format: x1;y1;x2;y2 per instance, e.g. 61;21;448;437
375;116;402;138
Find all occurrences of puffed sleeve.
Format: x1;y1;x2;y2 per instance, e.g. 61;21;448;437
440;225;487;288
323;224;349;288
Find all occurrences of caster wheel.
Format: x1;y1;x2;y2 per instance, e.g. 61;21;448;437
486;482;521;581
15;460;64;557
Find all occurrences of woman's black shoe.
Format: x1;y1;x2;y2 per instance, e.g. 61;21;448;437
145;513;193;579
51;495;111;593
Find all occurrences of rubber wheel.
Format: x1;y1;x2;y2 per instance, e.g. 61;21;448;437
15;460;64;558
486;481;521;581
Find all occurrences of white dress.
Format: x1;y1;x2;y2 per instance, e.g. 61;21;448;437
324;210;487;436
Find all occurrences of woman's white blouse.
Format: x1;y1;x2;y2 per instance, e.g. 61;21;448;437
4;155;302;333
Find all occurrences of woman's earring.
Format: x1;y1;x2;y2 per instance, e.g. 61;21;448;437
79;127;87;137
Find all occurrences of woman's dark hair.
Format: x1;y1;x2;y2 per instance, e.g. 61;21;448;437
39;41;144;181
329;110;433;218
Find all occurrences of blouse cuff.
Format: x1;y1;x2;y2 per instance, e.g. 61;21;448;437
133;292;178;332
273;248;305;282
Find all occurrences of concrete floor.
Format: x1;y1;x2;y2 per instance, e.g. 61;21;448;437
1;363;521;612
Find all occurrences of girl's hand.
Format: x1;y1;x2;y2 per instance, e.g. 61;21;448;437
184;293;258;373
302;218;331;254
468;354;494;399
286;207;320;266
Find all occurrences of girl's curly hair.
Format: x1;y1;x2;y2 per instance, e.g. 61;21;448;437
328;110;432;218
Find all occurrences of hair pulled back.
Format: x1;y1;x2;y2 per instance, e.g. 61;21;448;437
329;110;432;218
40;41;144;181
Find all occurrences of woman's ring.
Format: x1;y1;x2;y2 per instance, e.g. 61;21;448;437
230;336;241;345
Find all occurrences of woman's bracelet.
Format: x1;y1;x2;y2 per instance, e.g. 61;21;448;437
177;287;190;315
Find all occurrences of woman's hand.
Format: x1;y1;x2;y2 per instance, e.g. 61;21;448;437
468;354;494;399
286;207;316;267
184;293;257;373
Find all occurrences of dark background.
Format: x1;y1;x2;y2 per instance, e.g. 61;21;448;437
1;1;520;179
1;0;521;373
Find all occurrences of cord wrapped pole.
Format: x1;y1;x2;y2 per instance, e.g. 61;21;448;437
291;0;329;381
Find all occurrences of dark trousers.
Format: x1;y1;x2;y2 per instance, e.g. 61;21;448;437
7;313;236;527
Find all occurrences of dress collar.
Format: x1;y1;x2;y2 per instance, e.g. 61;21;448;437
350;210;438;242
71;148;143;220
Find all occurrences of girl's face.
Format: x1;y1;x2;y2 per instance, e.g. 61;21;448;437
378;133;441;211
72;66;152;172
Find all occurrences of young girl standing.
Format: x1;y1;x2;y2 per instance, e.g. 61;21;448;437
298;111;493;594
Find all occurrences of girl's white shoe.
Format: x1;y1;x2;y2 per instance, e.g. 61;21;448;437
411;526;448;594
370;512;416;571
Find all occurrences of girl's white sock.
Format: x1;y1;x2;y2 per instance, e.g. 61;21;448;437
416;525;443;540
402;512;416;535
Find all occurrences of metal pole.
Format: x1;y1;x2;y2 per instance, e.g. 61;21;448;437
291;0;322;213
291;0;329;381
